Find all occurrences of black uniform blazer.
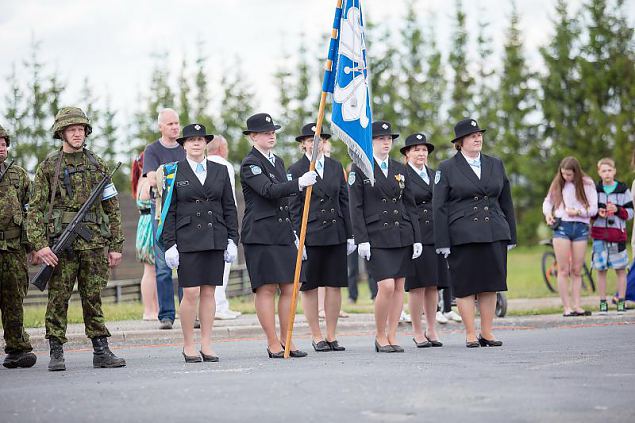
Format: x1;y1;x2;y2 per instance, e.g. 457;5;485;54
349;158;421;248
240;147;300;245
288;155;353;246
162;160;238;253
405;164;436;245
432;152;517;248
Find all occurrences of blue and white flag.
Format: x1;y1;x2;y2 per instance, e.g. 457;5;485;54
323;0;374;185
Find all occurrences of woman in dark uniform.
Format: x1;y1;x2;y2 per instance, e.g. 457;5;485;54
349;120;422;353
433;118;516;348
162;123;239;362
400;133;448;348
288;123;356;352
240;113;317;358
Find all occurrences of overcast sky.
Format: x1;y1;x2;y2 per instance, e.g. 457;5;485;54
1;0;633;129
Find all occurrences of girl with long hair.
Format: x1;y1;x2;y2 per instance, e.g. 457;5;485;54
542;156;598;316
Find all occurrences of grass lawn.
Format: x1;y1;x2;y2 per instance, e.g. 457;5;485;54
13;245;628;328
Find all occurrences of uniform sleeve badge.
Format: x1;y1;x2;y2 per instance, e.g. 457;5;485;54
102;182;118;200
434;170;441;184
250;165;262;175
348;171;356;185
287;173;292;181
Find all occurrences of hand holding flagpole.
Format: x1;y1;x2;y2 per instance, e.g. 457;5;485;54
284;0;373;358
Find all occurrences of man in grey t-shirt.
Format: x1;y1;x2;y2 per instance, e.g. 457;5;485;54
143;108;185;329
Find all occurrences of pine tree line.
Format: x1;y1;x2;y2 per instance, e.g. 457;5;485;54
2;0;633;243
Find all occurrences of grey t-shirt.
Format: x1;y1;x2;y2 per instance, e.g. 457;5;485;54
142;139;185;176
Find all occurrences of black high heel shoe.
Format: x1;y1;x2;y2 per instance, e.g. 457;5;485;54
465;340;480;348
375;339;394;353
267;348;285;359
413;337;432;348
182;349;202;363
424;332;443;347
478;335;503;347
200;351;219;362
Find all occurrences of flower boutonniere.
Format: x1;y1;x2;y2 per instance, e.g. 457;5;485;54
395;174;405;189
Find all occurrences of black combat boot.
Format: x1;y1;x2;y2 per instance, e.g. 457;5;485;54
91;336;126;368
48;339;66;371
3;351;37;369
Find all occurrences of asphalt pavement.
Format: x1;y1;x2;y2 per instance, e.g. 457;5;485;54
1;313;634;423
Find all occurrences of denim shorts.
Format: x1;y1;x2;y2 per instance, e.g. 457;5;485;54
592;240;629;270
552;221;589;242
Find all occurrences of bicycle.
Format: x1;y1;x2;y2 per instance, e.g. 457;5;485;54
540;239;596;293
438;291;508;318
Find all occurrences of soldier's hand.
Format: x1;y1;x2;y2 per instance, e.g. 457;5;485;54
108;251;123;268
28;251;41;265
36;247;58;267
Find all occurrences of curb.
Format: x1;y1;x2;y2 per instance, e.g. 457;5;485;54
22;312;634;351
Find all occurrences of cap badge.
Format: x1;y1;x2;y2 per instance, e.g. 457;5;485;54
382;123;388;129
194;124;201;130
417;134;422;139
265;116;271;122
470;120;477;127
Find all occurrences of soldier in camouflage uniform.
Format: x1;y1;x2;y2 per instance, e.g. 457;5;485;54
27;107;126;371
0;124;37;369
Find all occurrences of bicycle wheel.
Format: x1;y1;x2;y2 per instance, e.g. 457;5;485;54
582;263;596;292
495;292;507;317
541;251;558;293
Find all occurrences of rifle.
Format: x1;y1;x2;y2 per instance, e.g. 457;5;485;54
31;162;122;291
0;160;14;183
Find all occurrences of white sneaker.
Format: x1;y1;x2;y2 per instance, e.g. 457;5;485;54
436;311;449;324
400;311;411;323
444;310;462;322
227;309;242;317
215;310;238;320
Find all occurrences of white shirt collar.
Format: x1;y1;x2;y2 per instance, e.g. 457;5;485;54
374;156;389;166
408;162;426;173
187;157;207;172
305;153;324;165
461;152;481;164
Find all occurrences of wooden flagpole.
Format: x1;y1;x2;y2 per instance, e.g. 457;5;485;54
284;0;342;358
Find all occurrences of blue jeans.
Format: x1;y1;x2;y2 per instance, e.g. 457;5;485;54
553;221;589;242
151;203;181;322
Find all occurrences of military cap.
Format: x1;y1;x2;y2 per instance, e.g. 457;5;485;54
176;123;214;145
0;124;9;147
52;106;93;139
242;113;281;135
371;121;399;139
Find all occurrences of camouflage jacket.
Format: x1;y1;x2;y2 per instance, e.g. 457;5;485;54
27;149;124;253
0;160;30;252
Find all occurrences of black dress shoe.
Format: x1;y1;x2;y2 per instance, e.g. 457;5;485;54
312;340;331;352
390;344;404;353
375;339;394;353
424;332;443;347
200;351;219;362
280;344;308;358
326;340;345;351
478;335;503;347
466;340;480;348
267;348;285;359
182;350;202;363
412;337;432;348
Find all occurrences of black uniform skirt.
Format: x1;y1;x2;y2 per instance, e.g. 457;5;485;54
405;245;450;291
300;243;348;291
447;241;508;298
367;246;413;281
177;250;224;288
244;244;303;292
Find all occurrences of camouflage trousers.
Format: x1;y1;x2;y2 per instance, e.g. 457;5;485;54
0;249;33;354
45;248;111;344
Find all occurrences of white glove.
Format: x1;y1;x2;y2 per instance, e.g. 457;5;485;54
436;248;451;259
346;239;357;255
298;171;318;189
358;242;371;261
224;239;238;263
507;244;516;251
412;243;423;259
165;245;180;269
294;232;307;260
